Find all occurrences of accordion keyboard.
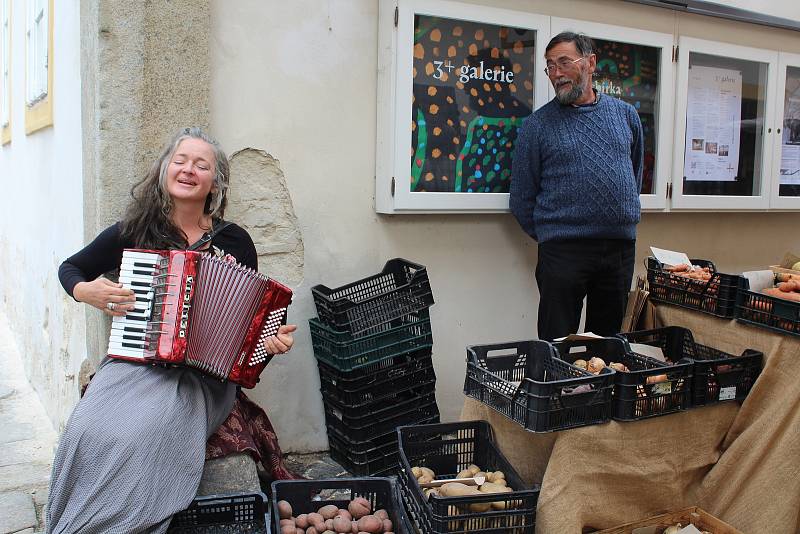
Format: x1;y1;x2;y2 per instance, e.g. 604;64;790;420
107;250;161;359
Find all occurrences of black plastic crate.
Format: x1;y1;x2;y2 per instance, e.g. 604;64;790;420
318;350;436;407
324;392;439;441
465;340;614;432
168;492;267;533
554;337;692;421
397;420;539;534
310;308;433;372
271;477;412;534
328;416;440;477
620;326;762;407
311;258;435;336
735;277;800;337
646;257;741;318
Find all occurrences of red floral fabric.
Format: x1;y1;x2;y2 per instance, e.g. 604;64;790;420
205;390;302;481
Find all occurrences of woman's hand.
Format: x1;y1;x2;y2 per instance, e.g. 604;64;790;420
73;277;137;317
264;324;297;355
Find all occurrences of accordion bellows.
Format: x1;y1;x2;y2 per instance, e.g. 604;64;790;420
107;249;292;388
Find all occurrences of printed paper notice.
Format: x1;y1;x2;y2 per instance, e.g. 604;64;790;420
684;66;742;182
781;72;800;184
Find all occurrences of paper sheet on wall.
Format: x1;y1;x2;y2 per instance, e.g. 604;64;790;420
683;65;742;182
780;75;800;184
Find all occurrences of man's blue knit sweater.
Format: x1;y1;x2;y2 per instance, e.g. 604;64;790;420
509;94;643;243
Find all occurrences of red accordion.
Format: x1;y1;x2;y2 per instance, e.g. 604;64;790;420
107;249;293;388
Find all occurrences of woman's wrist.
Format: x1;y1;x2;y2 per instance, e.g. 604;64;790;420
72;281;88;302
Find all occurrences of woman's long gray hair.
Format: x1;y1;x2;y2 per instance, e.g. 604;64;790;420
120;127;230;249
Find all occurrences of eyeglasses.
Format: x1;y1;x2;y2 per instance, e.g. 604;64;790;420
543;56;587;76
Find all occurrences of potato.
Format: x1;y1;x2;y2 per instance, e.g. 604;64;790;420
305;527;317;534
280;525;297;534
419;467;435;479
278;500;294;520
320;531;335;534
411;466;422;478
382;518;393;532
324;518;334;530
348;497;371;519
417;473;434;484
280;519;295;527
479;482;511;494
373;509;388;521
469;501;492;513
356;514;383;533
296;514;309;529
456;469;473;479
318;505;339;520
351;520;359;533
439;482;478;497
332;515;352;533
307;512;325;532
335;509;352;521
467;464;481;475
485;470;505;483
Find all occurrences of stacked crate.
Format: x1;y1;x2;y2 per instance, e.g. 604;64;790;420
310;258;439;475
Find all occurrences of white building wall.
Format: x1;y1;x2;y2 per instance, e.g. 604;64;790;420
0;0;85;431
210;0;800;453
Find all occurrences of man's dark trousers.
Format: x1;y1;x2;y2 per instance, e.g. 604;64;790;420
535;238;636;341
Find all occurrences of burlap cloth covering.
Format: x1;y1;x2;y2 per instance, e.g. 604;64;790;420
461;305;800;533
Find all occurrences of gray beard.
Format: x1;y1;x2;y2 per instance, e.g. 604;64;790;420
556;83;585;105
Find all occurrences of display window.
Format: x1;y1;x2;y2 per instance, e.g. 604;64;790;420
771;53;800;208
672;37;778;210
376;0;549;213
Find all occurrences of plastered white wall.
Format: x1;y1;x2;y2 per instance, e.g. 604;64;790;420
210;0;800;453
0;0;85;431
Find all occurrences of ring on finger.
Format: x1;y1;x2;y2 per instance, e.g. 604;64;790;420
106;302;116;311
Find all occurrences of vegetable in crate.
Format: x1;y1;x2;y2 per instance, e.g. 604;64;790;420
412;463;515;512
278;497;395;534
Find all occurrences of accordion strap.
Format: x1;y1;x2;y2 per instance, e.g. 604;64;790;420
187;220;233;251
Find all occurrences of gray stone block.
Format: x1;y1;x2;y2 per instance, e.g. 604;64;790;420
0;492;37;534
196;453;260;497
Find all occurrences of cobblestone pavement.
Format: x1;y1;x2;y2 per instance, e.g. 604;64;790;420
0;311;57;534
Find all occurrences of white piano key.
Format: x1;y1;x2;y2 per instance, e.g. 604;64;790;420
121;251;163;262
107;345;147;359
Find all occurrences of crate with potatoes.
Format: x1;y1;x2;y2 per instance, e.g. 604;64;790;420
619;326;762;408
396;420;539;534
310;259;440;476
464;339;614;432
735;272;800;337
272;477;411;534
554;336;693;421
646;257;741;318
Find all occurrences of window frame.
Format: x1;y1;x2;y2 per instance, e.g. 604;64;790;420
671;36;778;210
24;0;52;134
550;18;675;211
1;0;11;145
769;51;800;210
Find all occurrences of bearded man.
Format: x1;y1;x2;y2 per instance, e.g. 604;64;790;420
509;32;644;341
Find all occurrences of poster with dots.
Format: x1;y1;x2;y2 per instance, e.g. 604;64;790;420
592;38;660;195
411;15;536;194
